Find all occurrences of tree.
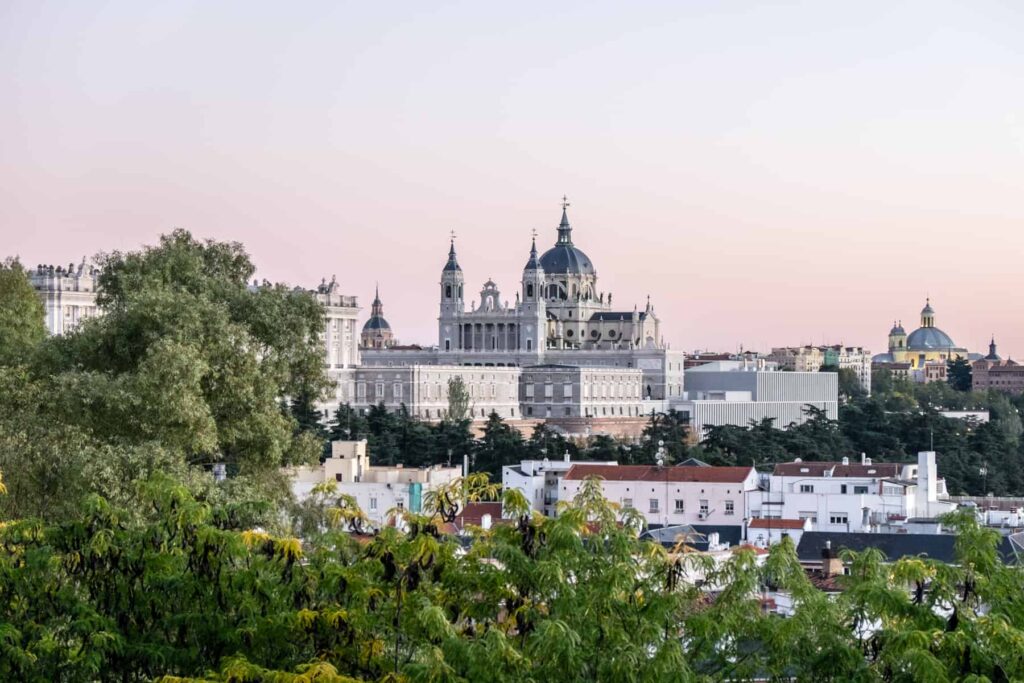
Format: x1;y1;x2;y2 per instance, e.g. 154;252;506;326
947;355;973;392
32;230;329;472
444;375;472;422
0;259;45;366
472;411;523;477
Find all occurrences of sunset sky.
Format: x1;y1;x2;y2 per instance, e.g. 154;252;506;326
2;1;1022;357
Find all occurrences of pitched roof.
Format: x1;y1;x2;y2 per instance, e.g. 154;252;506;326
749;518;806;530
796;531;1018;565
565;463;754;484
772;461;901;478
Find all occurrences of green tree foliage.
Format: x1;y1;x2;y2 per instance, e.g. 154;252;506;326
947;355;973;392
3;475;1023;682
0;232;328;521
0;259;46;366
444;375;471;422
472;411;524;478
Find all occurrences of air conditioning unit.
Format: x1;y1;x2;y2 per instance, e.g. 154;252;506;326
698;512;708;520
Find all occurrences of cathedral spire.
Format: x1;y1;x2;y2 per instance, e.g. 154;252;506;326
443;232;462;272
557;195;573;246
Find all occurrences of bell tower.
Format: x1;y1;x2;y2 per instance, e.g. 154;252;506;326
438;236;464;352
520;232;546;355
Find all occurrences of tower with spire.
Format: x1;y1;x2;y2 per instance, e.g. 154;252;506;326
519;232;546;353
438;236;465;351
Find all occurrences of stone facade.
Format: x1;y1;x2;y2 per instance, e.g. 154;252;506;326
29;261;101;335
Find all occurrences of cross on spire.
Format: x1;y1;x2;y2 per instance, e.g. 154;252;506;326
561;195;570;210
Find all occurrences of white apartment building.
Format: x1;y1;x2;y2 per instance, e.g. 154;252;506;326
502;457;617;517
286;440;462;527
752;451;955;533
559;463;758;528
29;262;102;335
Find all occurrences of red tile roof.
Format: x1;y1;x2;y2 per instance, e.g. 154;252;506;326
772;461;899;478
749;518;806;530
564;464;754;484
455;501;505;527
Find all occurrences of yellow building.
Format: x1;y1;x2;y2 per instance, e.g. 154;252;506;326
872;299;972;370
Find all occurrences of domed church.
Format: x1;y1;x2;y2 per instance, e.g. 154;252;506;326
437;199;662;356
872;299;973;368
360;286;396;349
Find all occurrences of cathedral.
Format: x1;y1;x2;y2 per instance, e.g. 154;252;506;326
436;200;662;358
872;299;982;381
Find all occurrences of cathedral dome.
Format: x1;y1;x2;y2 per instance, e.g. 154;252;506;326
906;327;956;350
362;315;391;332
538;244;595;275
538;203;596;275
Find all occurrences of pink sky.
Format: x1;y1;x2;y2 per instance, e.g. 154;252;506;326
2;2;1022;358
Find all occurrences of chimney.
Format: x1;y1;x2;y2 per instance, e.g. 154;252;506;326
860;452;866;465
841;456;849;466
821;540;844;577
481;513;492;530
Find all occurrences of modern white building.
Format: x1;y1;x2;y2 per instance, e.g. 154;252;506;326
29;261;101;335
559;463;758;528
286;440;462;527
752;451;955;533
673;360;838;436
502;457;617;517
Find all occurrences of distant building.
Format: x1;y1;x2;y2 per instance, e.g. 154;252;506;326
872;299;980;382
559;463;759;528
972;338;1024;395
673;359;838;436
29;261;101;335
311;277;361;410
351;201;686;426
360;286;396;349
352;365;522;420
767;345;872;393
285;440;462;527
753;452;955;534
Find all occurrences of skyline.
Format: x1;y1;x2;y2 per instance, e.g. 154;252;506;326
2;1;1022;357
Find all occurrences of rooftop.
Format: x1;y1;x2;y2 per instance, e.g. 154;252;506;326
773;461;901;478
565;463;754;484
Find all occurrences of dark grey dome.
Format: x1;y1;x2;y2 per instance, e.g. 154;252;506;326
872;352;896;363
538;244;595;275
362;316;391;331
906;327;956;350
538;204;596;275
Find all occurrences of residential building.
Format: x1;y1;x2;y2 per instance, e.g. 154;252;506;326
767;345;872;393
286;440;461;527
502;457;618;517
754;451;956;533
746;517;812;548
313;277;361;410
559;463;758;529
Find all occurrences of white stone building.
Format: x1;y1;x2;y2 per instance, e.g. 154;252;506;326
752;451;955;533
286;440;462;527
312;277;361;410
559;463;758;528
502;457;617;517
29;261;101;335
518;364;646;420
353;365;522;420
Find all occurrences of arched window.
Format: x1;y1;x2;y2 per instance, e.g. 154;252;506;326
526;283;533;297
445;284;452;298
